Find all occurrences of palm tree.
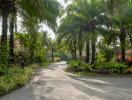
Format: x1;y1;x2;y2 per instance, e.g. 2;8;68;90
85;42;90;63
58;0;131;64
57;29;78;59
0;0;11;45
106;0;131;15
58;0;104;64
105;0;132;62
9;1;16;63
77;33;84;60
0;0;60;63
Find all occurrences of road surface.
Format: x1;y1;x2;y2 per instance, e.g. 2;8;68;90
1;61;132;100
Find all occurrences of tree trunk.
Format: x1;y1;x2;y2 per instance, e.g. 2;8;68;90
74;41;77;59
74;49;77;60
86;42;90;63
15;16;17;32
29;43;34;62
119;27;126;63
51;46;54;62
91;40;96;65
128;33;132;47
30;50;34;62
29;33;37;62
71;51;73;59
1;9;9;45
79;49;82;60
9;14;15;63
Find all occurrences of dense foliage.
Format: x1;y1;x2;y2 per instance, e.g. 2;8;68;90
0;0;132;96
95;62;127;74
67;60;128;74
0;65;35;96
0;0;60;96
57;0;132;64
67;60;92;72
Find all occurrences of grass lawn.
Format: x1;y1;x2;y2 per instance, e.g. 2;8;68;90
75;71;132;77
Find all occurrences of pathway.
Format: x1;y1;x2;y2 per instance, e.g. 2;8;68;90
1;61;132;100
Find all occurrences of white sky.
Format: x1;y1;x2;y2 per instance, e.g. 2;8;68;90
0;0;72;40
40;0;72;39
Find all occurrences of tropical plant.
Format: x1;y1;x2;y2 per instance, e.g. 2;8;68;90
58;0;104;64
0;0;60;64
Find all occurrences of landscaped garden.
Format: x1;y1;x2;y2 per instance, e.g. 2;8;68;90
0;0;132;98
56;0;132;75
66;60;132;76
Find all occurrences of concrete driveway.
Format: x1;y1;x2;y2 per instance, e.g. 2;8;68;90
1;61;132;100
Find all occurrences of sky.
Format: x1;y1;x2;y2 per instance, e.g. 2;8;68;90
40;0;72;39
0;0;72;40
38;0;69;39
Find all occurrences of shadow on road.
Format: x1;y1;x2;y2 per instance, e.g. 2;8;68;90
1;61;132;100
66;74;132;100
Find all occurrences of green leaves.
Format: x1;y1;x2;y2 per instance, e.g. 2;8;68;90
0;66;33;96
0;45;9;66
19;0;60;30
67;60;92;72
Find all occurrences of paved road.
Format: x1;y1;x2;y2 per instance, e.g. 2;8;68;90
1;61;132;100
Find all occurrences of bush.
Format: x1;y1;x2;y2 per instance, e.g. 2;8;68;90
0;45;9;66
53;57;61;62
0;65;7;75
97;44;114;62
0;65;33;96
33;50;47;63
95;62;127;74
67;60;92;72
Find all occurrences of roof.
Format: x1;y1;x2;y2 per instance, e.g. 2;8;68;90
126;49;132;54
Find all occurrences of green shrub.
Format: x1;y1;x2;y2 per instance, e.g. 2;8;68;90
67;60;92;72
54;57;61;62
97;44;114;62
0;65;33;96
95;62;127;74
0;65;7;75
0;45;9;66
39;61;50;67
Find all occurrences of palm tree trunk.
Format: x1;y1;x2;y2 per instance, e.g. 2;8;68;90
74;49;77;60
29;33;37;62
15;16;17;32
1;9;9;45
119;27;126;63
9;14;15;63
86;42;90;63
128;33;132;47
74;41;77;59
30;45;35;62
51;46;54;62
79;49;82;60
91;40;96;65
30;51;34;62
71;49;74;59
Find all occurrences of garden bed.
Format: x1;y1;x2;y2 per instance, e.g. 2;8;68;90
66;60;132;76
0;64;38;96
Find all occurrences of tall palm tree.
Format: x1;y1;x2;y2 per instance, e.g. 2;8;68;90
105;0;132;62
58;0;131;64
0;0;12;45
9;0;16;63
0;0;60;63
57;29;78;59
58;0;104;64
